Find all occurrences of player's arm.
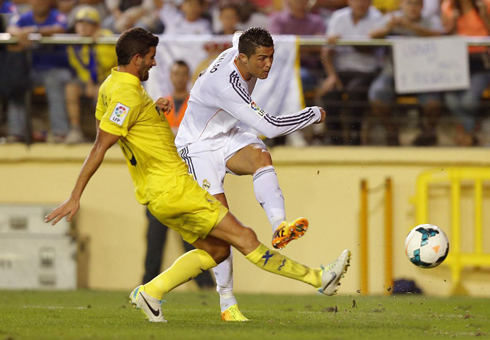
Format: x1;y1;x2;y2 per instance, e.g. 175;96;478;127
218;87;325;139
44;125;119;226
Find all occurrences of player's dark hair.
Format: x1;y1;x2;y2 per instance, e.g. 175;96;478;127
116;27;159;66
238;27;274;58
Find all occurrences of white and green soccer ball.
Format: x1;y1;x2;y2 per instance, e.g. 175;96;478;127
405;224;449;268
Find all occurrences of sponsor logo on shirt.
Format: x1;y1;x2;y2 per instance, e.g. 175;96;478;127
110;102;130;126
250;101;265;117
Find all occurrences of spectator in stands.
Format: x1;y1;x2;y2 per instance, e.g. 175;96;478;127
268;0;327;146
56;0;76;30
64;6;117;144
442;0;490;146
371;0;400;12
371;0;442;15
268;0;326;36
165;60;190;135
422;0;442;18
268;0;327;92
314;0;348;9
56;0;108;32
368;0;444;146
310;0;347;24
248;0;275;14
7;0;72;143
318;0;382;145
103;0;162;33
210;0;269;34
0;0;17;17
158;0;211;35
215;2;239;34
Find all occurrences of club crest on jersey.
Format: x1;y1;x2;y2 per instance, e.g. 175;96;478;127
250;101;265;117
203;179;211;190
110;103;130;126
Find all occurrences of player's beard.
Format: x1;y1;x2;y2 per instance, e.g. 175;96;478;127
139;62;150;81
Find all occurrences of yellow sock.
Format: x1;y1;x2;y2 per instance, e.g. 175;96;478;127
245;243;321;288
144;249;217;299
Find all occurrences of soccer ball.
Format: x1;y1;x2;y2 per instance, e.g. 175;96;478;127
405;224;449;268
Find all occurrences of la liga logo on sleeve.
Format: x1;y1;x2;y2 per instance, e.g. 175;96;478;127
250;101;265;117
110;103;130;126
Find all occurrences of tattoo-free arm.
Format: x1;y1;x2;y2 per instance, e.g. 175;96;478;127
45;125;120;225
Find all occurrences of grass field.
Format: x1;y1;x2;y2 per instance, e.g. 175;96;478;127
1;290;489;340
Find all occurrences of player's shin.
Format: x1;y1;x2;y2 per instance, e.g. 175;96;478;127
212;249;238;312
245;243;322;288
253;166;286;232
144;249;217;299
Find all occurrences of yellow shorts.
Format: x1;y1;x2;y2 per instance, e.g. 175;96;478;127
147;173;228;244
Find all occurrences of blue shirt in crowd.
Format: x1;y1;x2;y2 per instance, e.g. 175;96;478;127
0;1;16;14
10;9;69;71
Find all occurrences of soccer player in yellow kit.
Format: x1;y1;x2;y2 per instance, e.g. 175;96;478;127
45;27;351;323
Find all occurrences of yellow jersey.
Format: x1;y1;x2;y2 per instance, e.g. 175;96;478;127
96;68;188;204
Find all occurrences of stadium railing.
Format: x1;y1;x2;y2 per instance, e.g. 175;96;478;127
1;34;490;145
415;167;490;295
1;33;489;48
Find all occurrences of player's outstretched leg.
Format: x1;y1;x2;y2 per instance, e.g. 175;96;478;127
209;212;351;295
318;249;351;296
212;249;249;321
252;166;308;249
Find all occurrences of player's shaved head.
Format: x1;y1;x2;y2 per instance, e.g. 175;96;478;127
238;27;274;58
116;27;159;66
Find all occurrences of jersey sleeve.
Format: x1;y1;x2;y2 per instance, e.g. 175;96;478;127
98;88;142;137
217;83;321;139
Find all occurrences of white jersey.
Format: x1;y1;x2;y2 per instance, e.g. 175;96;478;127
174;39;322;152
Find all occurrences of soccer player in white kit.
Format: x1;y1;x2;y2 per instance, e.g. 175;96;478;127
175;27;326;321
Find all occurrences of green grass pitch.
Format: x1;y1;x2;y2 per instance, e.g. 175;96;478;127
1;290;489;340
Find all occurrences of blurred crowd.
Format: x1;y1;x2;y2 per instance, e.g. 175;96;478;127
0;0;489;146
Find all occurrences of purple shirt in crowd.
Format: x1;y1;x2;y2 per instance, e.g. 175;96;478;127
268;8;326;35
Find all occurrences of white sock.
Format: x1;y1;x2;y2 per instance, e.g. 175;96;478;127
253;166;286;232
213;249;237;312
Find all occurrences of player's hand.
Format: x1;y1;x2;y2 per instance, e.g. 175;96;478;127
155;97;172;113
44;196;80;226
316;108;326;124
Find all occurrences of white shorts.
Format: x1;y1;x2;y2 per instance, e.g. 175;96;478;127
178;127;267;196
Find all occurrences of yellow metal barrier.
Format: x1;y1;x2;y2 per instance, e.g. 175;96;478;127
415;168;490;295
359;178;393;295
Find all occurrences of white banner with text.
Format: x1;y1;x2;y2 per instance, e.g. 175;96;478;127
393;37;470;94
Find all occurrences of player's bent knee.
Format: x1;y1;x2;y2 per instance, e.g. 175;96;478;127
203;243;230;264
192;236;230;263
213;246;231;264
